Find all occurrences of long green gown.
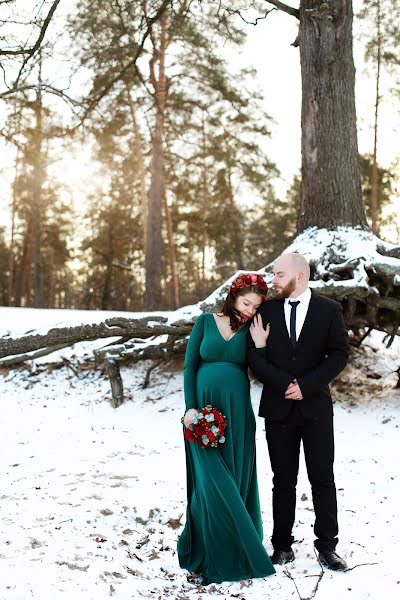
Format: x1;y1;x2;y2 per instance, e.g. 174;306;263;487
177;312;275;585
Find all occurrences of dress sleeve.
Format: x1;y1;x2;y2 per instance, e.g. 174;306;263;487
183;313;205;411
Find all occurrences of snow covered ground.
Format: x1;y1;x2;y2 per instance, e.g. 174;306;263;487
0;308;399;600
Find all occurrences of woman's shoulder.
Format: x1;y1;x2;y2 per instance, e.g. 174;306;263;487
194;311;213;323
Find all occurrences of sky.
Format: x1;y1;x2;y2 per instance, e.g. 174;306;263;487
0;1;399;235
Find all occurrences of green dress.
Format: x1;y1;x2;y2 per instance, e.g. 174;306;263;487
177;312;275;585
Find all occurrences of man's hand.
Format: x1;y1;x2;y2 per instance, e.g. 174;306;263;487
285;379;303;401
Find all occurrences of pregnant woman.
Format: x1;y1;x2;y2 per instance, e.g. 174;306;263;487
177;273;275;585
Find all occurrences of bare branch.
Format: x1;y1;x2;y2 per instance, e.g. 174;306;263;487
344;562;379;572
0;83;80;108
13;0;62;89
225;6;276;26
0;128;25;152
0;343;73;367
265;0;300;19
0;0;61;57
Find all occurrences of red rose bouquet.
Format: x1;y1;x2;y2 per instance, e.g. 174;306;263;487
182;405;227;448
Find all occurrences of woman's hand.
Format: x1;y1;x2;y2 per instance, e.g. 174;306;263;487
250;314;270;348
183;408;198;428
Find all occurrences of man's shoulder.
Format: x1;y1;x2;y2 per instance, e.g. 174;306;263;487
259;298;283;315
311;291;342;312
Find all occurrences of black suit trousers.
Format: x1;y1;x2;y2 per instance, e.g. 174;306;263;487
265;404;339;552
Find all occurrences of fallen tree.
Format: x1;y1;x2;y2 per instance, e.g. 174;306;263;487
1;227;399;407
0;316;192;362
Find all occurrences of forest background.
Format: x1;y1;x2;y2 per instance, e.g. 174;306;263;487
0;0;399;314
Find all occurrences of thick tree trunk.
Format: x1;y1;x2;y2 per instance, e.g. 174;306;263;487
144;13;169;311
297;0;367;231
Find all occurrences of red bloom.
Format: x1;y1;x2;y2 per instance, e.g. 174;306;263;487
229;272;268;300
184;428;195;443
182;405;227;449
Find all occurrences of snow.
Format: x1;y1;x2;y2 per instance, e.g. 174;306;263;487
0;307;399;600
201;227;400;309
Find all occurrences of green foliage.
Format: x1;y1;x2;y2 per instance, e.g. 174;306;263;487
358;0;400;70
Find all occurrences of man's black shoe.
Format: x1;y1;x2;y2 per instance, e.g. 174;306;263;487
318;550;348;571
271;549;295;565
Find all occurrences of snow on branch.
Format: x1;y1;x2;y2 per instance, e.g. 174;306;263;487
0;316;192;361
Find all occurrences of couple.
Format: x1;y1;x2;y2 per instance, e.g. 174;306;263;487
177;253;350;585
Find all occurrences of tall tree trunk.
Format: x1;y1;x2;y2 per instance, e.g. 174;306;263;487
31;78;45;307
200;117;209;298
144;12;169;310
46;247;55;308
8;149;20;306
163;192;180;308
297;0;367;231
15;219;33;306
101;228;114;310
124;81;148;255
227;162;244;270
370;0;381;235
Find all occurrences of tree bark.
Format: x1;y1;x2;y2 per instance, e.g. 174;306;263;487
0;316;192;359
297;0;367;231
144;11;169;310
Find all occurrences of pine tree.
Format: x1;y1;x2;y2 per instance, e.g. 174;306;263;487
4;89;73;307
68;0;276;309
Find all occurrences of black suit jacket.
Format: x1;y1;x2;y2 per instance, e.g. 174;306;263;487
248;291;349;420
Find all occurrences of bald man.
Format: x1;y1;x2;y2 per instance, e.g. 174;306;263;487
248;253;349;571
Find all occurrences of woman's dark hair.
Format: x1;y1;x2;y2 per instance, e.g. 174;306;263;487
220;285;267;331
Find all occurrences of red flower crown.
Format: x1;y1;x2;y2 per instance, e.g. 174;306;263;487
229;273;268;300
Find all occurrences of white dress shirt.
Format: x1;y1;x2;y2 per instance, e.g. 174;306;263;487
283;287;312;342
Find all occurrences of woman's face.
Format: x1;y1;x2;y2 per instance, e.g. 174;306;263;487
234;292;263;321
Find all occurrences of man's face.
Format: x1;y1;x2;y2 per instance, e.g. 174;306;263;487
272;257;298;299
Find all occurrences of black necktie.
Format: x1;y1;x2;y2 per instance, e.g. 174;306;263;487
289;300;300;347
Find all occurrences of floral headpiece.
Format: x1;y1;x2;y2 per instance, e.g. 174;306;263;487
229;273;268;301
